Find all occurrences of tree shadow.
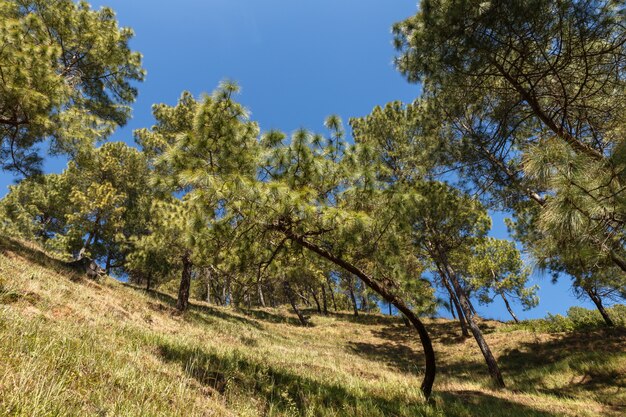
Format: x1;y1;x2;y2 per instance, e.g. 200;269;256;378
155;340;430;416
0;236;79;279
347;340;423;374
346;324;487;378
123;284;265;330
436;390;561;417
498;327;626;408
237;308;306;326
328;311;402;326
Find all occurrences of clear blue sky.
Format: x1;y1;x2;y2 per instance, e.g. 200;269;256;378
0;0;600;320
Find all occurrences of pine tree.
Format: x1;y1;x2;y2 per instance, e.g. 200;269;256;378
0;0;144;176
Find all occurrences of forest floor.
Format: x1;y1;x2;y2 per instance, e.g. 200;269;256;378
1;236;625;417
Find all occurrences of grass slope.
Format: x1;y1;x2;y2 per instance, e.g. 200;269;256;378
0;237;624;417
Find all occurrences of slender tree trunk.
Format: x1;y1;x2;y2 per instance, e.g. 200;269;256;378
441;274;470;337
440;258;505;388
449;295;456;319
321;284;328;315
78;229;97;260
221;278;227;306
348;278;359;317
176;254;192;312
361;294;368;312
283;280;309;326
500;292;520;323
105;253;112;275
146;272;152;291
268;286;276;308
388;302;393;316
584;287;614;327
309;286;322;313
205;269;212;304
326;274;338;311
283;230;436;399
257;279;266;307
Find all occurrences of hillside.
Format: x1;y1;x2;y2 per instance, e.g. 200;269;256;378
0;237;624;417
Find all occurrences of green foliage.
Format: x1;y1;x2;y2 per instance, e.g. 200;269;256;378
0;0;144;176
504;305;626;333
467;238;538;311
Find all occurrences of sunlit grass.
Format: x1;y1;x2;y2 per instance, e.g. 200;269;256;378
0;236;624;416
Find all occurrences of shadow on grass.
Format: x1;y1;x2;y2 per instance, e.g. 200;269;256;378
156;340;431;417
328;311;402;326
236;308;306;326
436;390;560;417
155;339;565;417
123;284;265;330
346;324;487;378
498;327;626;409
0;236;78;278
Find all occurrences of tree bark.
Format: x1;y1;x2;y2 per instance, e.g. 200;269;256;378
347;277;359;317
584;287;614;327
361;294;369;312
283;280;309;326
257;278;266;307
309;286;322;313
321;284;328;315
205;269;212;304
146;272;152;291
500;292;520;323
449;295;456;319
176;254;192;311
441;273;470;337
440;257;505;388
282;229;436;399
326;274;338;311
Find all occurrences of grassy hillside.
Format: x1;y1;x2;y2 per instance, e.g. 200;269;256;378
0;237;624;417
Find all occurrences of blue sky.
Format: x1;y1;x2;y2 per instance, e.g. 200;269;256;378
1;0;600;320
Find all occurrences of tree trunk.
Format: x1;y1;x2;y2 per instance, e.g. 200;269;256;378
500;292;520;323
146;272;152;291
361;294;368;312
326;274;338;311
309;286;322;313
176;254;192;312
449;295;456;319
283;229;436;399
205;269;212;304
78;229;97;260
441;275;470;337
584;287;614;327
441;258;505;388
321;284;328;315
348;278;359;317
105;253;112;275
283;280;309;326
257;278;266;307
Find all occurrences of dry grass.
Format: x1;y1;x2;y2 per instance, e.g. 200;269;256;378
0;236;624;416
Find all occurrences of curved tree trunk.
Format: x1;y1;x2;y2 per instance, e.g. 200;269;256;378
584;287;614;327
500;292;520;323
282;229;436;400
176;253;192;311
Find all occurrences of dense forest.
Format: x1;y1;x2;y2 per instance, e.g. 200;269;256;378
1;0;625;411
